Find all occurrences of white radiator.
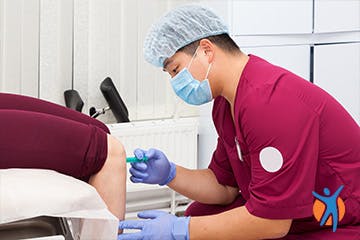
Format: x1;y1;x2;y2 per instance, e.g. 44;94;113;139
107;117;198;218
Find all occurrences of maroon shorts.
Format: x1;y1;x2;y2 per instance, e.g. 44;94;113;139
0;93;109;181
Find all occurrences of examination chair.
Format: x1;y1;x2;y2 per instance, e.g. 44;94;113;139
65;77;130;123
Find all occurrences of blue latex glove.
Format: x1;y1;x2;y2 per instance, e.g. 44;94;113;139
129;148;176;185
118;210;190;240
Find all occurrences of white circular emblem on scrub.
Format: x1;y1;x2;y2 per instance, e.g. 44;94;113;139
259;147;283;173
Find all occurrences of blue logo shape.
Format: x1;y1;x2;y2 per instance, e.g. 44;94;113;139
312;185;344;232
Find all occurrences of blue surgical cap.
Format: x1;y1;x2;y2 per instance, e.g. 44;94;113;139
143;5;229;67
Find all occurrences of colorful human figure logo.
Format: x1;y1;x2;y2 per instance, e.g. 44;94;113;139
312;185;345;232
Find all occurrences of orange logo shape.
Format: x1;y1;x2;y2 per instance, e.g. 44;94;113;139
312;186;345;232
313;197;345;225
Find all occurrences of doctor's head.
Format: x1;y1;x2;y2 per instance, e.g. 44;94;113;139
143;5;241;105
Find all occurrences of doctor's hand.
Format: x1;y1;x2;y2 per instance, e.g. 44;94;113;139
118;210;190;240
129;148;176;185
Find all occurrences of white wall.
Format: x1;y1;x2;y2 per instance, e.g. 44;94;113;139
0;0;39;97
39;0;73;104
0;0;200;123
314;43;360;124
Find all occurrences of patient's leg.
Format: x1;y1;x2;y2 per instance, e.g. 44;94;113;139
89;134;126;220
0;109;126;220
0;92;109;133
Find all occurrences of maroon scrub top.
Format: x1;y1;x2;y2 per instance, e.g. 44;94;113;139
208;55;360;238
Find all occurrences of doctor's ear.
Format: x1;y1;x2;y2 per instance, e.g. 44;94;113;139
199;39;215;63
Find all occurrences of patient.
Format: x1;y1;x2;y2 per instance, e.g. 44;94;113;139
0;92;126;221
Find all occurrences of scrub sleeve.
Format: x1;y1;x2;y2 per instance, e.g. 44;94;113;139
0;93;109;181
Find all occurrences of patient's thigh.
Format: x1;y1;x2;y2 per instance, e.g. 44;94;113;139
0;109;108;181
0;93;109;133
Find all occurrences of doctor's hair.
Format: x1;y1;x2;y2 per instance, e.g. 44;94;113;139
177;33;240;56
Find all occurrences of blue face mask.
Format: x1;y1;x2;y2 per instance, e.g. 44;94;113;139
170;48;213;105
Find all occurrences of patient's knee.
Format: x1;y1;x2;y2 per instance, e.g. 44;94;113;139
105;134;126;169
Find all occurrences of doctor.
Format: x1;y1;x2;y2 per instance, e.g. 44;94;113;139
119;5;360;240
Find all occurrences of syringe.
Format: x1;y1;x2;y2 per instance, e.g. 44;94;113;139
126;156;148;163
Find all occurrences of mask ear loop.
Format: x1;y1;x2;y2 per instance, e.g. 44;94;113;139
205;62;212;79
190;46;212;80
204;62;213;99
187;46;200;69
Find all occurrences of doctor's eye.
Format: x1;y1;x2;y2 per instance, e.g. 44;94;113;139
172;66;179;74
